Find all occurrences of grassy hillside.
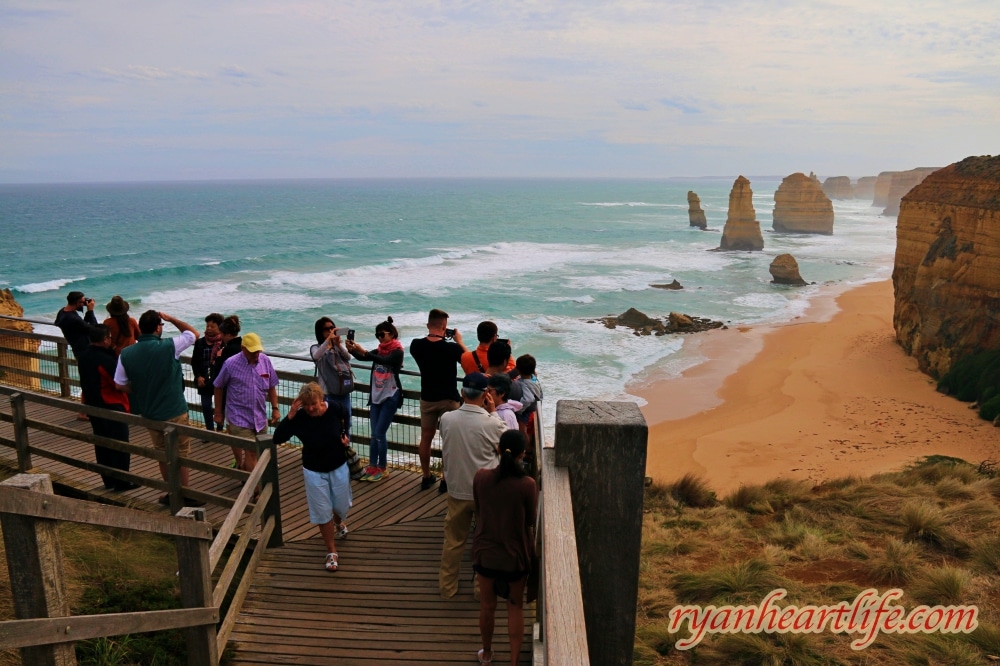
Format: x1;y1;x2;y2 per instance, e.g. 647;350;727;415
636;457;1000;665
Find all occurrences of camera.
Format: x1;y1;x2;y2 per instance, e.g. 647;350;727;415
347;329;355;341
445;328;456;339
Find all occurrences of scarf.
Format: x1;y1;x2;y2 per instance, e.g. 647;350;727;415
205;331;223;364
377;337;404;363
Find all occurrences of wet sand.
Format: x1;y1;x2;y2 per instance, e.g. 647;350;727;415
636;279;998;494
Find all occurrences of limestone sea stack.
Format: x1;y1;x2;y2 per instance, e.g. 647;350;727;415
854;176;877;201
772;172;834;234
873;171;900;207
893;155;1000;377
769;254;807;285
719;176;763;251
821;176;854;199
883;167;940;216
0;288;41;391
687;191;707;229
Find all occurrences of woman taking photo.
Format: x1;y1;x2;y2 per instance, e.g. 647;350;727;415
310;317;355;434
472;430;538;665
102;295;140;355
345;316;404;482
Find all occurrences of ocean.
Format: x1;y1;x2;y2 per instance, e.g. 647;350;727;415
0;178;896;431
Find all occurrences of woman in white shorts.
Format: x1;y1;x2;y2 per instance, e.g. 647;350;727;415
273;382;353;571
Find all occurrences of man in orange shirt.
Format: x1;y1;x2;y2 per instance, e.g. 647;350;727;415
460;321;515;375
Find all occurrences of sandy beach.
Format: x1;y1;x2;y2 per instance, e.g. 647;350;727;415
637;279;998;494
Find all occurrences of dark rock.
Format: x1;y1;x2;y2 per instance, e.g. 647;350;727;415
593;308;725;336
651;280;683;290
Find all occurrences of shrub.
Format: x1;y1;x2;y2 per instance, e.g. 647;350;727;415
870;538;922;586
900;502;969;555
671;558;786;604
909;566;970;606
666;473;716;508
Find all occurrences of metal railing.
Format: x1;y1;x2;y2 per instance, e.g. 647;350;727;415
0;313;431;470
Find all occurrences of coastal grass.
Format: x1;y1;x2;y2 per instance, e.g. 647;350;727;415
0;517;187;665
636;457;1000;665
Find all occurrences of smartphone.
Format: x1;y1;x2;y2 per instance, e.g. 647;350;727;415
445;328;456;339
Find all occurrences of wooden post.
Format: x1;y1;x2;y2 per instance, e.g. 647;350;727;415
10;392;32;472
164;425;183;515
0;474;76;666
257;434;283;548
554;401;647;666
56;342;71;398
175;507;219;665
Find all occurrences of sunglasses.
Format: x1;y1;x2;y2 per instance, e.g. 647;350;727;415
376;331;388;339
322;326;335;332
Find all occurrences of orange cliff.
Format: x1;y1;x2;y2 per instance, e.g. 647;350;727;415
893;155;1000;377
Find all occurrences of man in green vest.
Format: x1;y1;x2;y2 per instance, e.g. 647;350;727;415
115;310;201;506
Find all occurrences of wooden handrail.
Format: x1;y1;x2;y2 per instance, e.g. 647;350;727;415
0;608;219;649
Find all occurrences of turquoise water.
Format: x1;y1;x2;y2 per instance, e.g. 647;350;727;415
0;178;896;426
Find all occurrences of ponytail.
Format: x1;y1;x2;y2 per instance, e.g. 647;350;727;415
496;430;527;480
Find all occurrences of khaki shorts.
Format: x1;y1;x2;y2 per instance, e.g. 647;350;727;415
147;413;192;456
227;424;266;440
420;399;460;429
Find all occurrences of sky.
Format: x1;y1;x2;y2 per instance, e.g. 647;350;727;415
1;1;998;182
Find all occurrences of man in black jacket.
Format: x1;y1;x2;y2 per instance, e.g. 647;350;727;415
54;291;98;358
77;325;136;491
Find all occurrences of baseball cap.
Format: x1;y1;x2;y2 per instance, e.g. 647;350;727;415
242;332;264;353
462;372;489;391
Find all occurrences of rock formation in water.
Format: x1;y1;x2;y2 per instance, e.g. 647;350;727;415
687;191;707;229
769;254;807;286
884;167;940;216
651;280;683;290
592;308;724;336
772;173;834;234
719;176;763;251
893;155;1000;377
873;171;900;207
0;289;41;391
854;176;877;201
822;176;854;199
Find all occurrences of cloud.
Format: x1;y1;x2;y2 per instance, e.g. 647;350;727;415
0;0;998;181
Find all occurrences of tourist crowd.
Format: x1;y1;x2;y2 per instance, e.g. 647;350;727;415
57;292;542;664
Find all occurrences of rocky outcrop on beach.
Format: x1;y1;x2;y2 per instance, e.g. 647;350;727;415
772;173;834;234
687;191;707;229
592;308;724;336
719;176;763;251
769;254;808;286
822;176;854;200
0;289;41;391
873;171;900;207
884;167;940;216
893;155;1000;377
854;176;877;201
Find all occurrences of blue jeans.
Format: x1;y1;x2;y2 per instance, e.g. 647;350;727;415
200;393;217;431
368;394;400;469
325;394;353;436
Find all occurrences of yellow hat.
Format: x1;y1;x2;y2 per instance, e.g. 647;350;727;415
241;332;264;353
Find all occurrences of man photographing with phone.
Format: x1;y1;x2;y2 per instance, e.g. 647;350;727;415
55;291;99;359
410;308;468;491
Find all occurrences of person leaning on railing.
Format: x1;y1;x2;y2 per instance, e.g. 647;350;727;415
345;316;404;483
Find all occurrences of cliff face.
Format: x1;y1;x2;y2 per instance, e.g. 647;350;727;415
883;167;940;216
822;176;854;200
873;171;900;207
719;176;763;251
893;155;1000;377
0;288;41;391
687;191;707;229
772;172;834;234
855;176;877;201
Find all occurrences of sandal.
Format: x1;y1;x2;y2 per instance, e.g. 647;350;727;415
477;648;492;664
325;552;339;572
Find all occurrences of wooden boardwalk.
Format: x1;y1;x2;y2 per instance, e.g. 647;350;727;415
0;396;533;664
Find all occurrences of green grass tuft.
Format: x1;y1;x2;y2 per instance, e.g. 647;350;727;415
666;472;717;508
909;566;970;606
870;537;922;586
671;558;787;605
